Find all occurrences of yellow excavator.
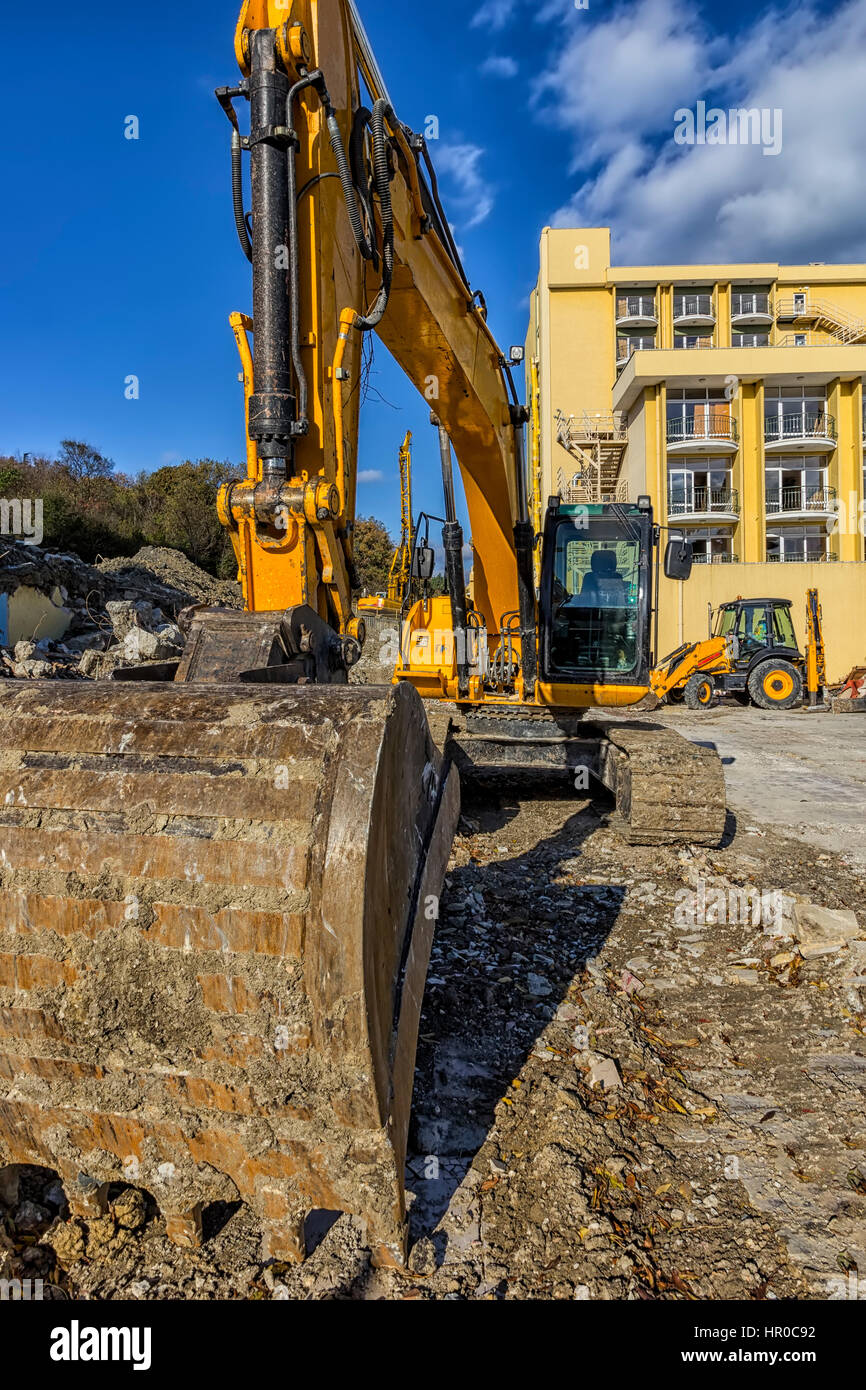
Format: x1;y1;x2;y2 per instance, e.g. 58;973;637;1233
357;430;413;614
0;0;724;1268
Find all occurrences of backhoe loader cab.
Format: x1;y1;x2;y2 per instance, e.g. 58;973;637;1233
712;597;798;657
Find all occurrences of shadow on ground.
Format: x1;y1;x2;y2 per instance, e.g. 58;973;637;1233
406;785;627;1255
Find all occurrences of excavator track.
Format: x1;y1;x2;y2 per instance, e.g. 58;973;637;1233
430;705;726;846
0;680;458;1266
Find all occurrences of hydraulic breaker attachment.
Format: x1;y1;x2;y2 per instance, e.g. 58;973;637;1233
0;680;458;1266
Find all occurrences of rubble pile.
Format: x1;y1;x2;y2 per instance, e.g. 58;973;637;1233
0;541;240;680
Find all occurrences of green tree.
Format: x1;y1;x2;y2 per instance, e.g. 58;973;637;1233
57;440;115;480
138;459;239;576
353;515;394;593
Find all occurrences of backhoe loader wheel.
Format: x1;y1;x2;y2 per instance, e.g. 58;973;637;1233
667;687;686;704
684;673;717;710
748;658;803;710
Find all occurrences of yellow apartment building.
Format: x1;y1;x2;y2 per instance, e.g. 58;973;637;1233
526;227;866;679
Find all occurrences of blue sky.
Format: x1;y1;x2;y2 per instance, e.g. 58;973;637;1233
2;0;864;539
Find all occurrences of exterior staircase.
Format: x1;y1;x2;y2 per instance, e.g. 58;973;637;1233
554;410;628;504
775;296;866;345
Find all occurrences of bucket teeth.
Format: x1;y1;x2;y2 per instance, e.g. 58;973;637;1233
0;680;459;1264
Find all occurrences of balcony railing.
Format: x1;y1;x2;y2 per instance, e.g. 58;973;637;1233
764;412;836;443
615;295;657;323
731;292;771;318
616;336;655;364
673;334;714;350
674;294;715;321
766;549;837;562
692;552;738;564
668;487;739;516
765;485;836;514
667;414;739;445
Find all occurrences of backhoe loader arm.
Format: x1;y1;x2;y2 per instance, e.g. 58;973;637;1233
219;0;526;653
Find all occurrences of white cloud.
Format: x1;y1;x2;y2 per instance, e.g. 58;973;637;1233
538;0;866;263
357;469;384;483
470;0;518;31
480;54;519;78
433;142;495;228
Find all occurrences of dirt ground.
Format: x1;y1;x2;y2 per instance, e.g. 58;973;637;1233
2;702;864;1301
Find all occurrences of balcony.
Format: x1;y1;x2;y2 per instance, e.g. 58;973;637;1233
668;487;739;522
730;292;773;328
765;485;836;518
673;294;715;330
615;295;657;329
764;412;836;452
692;552;739;564
616;336;655;368
667;411;739;453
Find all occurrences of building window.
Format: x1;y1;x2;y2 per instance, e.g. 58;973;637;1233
765;457;832;513
668;461;736;515
666;388;734;443
673;334;713;350
731;290;771;318
671;527;735;563
732;333;769;347
765;385;832;441
616;334;655;365
766;526;831;562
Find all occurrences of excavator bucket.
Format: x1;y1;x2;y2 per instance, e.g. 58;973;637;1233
0;679;459;1266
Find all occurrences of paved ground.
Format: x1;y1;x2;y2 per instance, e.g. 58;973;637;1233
654;704;866;862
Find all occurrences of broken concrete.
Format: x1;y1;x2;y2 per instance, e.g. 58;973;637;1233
0;541;241;680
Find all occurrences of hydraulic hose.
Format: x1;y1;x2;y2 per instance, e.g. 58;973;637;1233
231;129;253;262
355;98;394;331
326;105;375;261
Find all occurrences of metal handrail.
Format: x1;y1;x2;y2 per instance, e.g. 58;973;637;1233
765;485;836;514
730;292;771;317
766;549;837;562
668;487;739;516
615;295;657;320
692;552;738;564
673;335;714;349
667;414;738;443
673;294;715;318
764;411;836;441
616;336;655;362
731;292;771;317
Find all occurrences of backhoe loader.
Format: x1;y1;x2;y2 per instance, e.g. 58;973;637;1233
651;589;826;710
0;0;725;1268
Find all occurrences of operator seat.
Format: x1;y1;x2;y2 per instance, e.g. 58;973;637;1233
580;549;627;607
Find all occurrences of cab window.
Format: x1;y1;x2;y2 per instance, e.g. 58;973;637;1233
549;521;641;675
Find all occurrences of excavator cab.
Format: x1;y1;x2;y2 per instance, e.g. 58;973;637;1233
540;500;654;687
